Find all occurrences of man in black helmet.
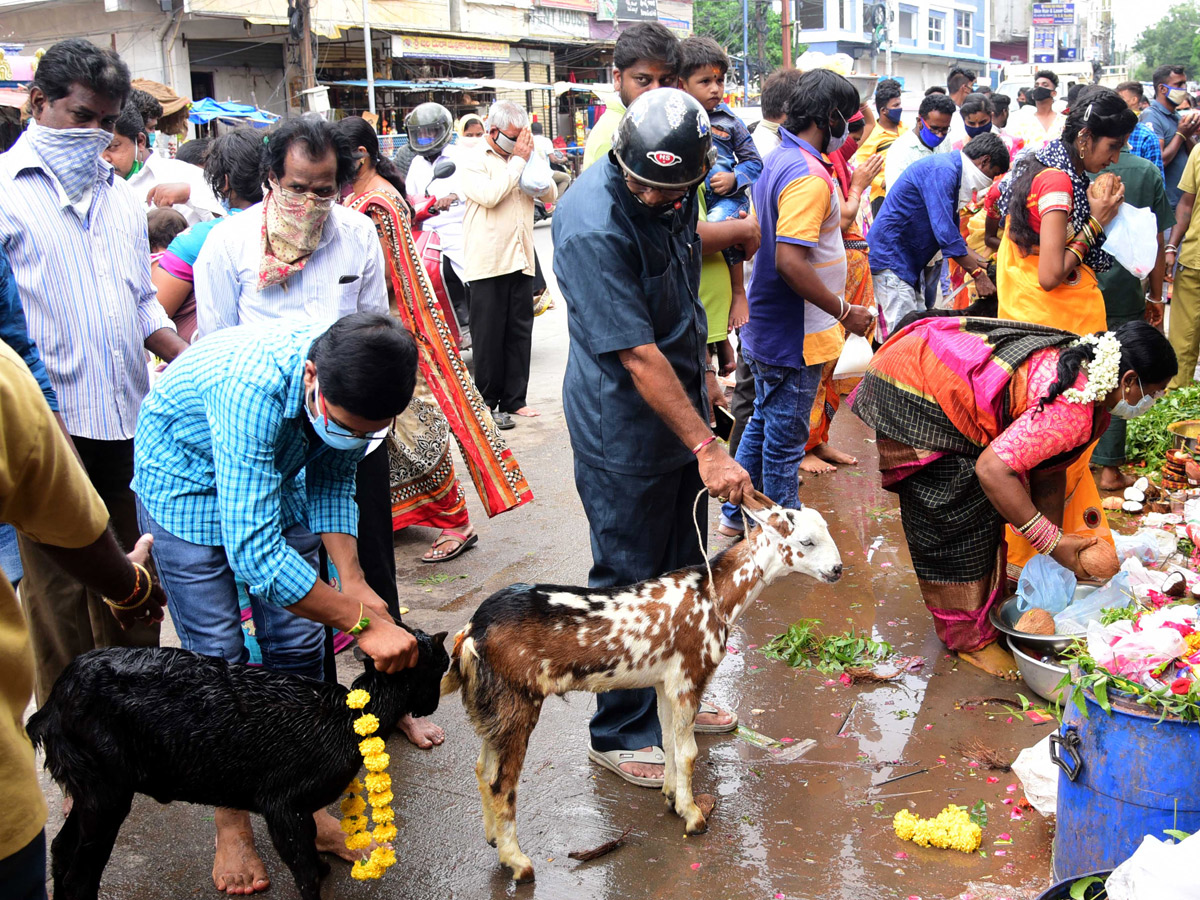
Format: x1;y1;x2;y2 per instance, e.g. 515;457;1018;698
552;88;752;789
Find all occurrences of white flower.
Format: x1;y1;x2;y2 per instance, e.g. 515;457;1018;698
1061;332;1122;404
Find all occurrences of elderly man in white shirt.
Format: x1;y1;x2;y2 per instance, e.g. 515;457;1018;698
193;117;386;337
101;104;224;224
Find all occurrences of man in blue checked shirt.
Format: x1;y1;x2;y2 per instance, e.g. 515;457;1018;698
132;312;420;891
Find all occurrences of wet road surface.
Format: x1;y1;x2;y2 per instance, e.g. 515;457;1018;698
37;226;1057;900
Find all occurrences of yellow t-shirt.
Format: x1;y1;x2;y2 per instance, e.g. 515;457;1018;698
582;102;625;171
854;122;907;203
0;339;109;859
697;190;734;344
1178;142;1200;270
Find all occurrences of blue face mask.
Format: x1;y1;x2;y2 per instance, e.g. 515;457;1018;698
885;108;904;125
305;380;378;451
918;119;947;149
964;121;992;137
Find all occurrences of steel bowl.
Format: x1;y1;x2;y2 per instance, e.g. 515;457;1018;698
1011;640;1070;703
989;585;1096;654
845;75;879;106
1169;419;1200;455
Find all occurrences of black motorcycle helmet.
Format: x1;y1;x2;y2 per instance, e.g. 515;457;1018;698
405;103;453;159
611;88;715;190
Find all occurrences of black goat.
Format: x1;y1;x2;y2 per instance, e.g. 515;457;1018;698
27;633;449;900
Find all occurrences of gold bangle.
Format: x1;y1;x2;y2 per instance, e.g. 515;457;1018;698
104;563;153;611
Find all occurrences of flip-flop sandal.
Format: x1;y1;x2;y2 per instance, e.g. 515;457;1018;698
420;530;479;564
587;746;665;788
695;700;738;734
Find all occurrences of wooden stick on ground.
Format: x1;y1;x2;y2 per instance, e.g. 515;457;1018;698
568;827;634;862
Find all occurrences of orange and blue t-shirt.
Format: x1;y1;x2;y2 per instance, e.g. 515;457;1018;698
740;128;845;370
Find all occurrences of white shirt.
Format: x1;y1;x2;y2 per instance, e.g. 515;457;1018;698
532;134;555;160
0;134;175;440
884;128;936;192
128;152;225;225
751;121;782;159
193;202;387;340
406;149;467;274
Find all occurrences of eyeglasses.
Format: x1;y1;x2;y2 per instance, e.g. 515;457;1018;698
920;118;950;137
318;393;389;441
624;175;688;202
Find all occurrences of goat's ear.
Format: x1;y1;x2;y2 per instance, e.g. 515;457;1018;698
432;631;449;647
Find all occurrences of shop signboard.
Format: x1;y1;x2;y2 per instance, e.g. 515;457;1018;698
1032;3;1074;25
616;0;657;21
1058;47;1077;60
391;35;510;62
529;6;590;37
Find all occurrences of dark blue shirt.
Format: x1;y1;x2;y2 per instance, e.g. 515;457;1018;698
0;246;56;410
868;152;968;286
552;156;707;476
1141;100;1186;206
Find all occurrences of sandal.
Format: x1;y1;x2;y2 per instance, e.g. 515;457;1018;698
587;745;664;788
695;700;738;734
420;529;479;564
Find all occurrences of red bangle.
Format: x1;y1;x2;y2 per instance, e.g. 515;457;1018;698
692;435;716;455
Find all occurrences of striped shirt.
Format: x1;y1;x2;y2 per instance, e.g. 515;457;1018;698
132;321;361;607
193;201;387;340
0;133;174;440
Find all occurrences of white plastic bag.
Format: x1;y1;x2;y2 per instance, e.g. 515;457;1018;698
519;151;554;198
1085;618;1186;680
1054;572;1131;633
1016;555;1077;615
1113;528;1175;565
832;332;873;379
1011;734;1058;817
1103;203;1159;279
1106;831;1200;900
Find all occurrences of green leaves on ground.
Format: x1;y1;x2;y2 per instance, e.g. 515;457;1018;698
968;799;988;828
1124;384;1200;470
762;618;895;673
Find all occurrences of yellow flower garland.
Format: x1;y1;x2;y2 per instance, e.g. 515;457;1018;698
341;689;398;881
893;805;982;853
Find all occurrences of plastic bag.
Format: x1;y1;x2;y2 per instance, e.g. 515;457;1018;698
1054;572;1131;633
1011;734;1057;817
1103;203;1159;279
1106;831;1200;900
1085;618;1186;680
519;151;554;198
832;333;873;379
1113;528;1174;565
1015;555;1077;615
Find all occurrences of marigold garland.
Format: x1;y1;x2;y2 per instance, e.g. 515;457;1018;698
340;689;397;880
893;805;982;853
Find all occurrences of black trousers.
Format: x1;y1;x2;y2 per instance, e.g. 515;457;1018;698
0;830;46;900
354;444;401;621
441;255;469;333
468;269;534;413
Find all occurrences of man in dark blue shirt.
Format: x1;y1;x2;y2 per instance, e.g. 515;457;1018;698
1140;64;1200;208
869;133;1007;339
552;89;752;788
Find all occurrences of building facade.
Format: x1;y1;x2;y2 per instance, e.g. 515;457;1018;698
796;0;990;91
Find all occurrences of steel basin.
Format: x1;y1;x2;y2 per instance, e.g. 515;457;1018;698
989;584;1097;654
1169;419;1200;455
1011;640;1069;703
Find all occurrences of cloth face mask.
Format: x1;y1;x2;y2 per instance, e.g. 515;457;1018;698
27;119;112;202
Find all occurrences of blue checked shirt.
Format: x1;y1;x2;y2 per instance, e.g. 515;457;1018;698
1127;123;1166;185
0;134;174;440
132;322;362;607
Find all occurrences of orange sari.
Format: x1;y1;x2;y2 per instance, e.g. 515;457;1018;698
350;189;533;521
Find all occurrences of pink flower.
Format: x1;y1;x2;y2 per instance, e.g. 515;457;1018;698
840;673;853;685
691;863;702;870
1171;677;1192;695
894;851;908;859
987;776;1000;783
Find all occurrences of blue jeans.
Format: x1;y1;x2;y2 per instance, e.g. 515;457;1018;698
136;499;326;680
722;355;823;525
573;458;706;752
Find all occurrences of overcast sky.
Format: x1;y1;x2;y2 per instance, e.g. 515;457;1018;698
1110;0;1179;49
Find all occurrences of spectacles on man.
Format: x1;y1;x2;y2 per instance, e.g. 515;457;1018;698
623;175;688;203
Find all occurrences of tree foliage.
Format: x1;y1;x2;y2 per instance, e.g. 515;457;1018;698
1132;0;1200;80
693;0;784;78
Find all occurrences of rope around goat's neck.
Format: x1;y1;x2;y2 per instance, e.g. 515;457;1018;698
691;486;750;617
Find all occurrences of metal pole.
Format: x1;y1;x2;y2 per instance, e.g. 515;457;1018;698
742;0;749;104
361;0;375;115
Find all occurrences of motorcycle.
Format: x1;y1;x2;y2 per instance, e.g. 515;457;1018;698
408;157;465;349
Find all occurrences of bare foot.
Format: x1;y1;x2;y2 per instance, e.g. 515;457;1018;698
619;746;664;781
1097;466;1135;492
314;809;382;863
398;713;445;749
813;442;858;466
213;809;270;895
513;406;541;417
800;455;837;475
696;704;735;729
957;643;1020;681
717;523;743;538
728;291;749;331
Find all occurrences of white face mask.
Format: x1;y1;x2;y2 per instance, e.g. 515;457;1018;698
458;135;482;150
1111;376;1158;420
824;112;849;155
958;153;994;208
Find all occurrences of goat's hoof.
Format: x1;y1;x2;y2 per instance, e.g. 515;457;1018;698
662;791;676;808
684;817;708;836
487;838;497;848
505;858;535;883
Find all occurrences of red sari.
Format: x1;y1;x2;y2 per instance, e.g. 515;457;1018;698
348;189;533;527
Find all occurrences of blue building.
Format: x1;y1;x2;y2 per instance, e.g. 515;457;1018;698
795;0;991;92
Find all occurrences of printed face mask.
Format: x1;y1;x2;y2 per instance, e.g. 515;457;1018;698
265;181;334;262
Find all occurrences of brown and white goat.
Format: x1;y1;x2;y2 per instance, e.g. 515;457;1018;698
441;489;842;881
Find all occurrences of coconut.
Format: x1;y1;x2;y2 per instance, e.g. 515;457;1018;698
1080;540;1120;579
1101;496;1125;511
1015;608;1056;635
1122;500;1143;514
1162;571;1188;598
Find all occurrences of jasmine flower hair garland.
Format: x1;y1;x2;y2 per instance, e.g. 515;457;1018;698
1061;332;1121;405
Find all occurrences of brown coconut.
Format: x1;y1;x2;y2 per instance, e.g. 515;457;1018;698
1015;608;1056;635
1080;540;1120;580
